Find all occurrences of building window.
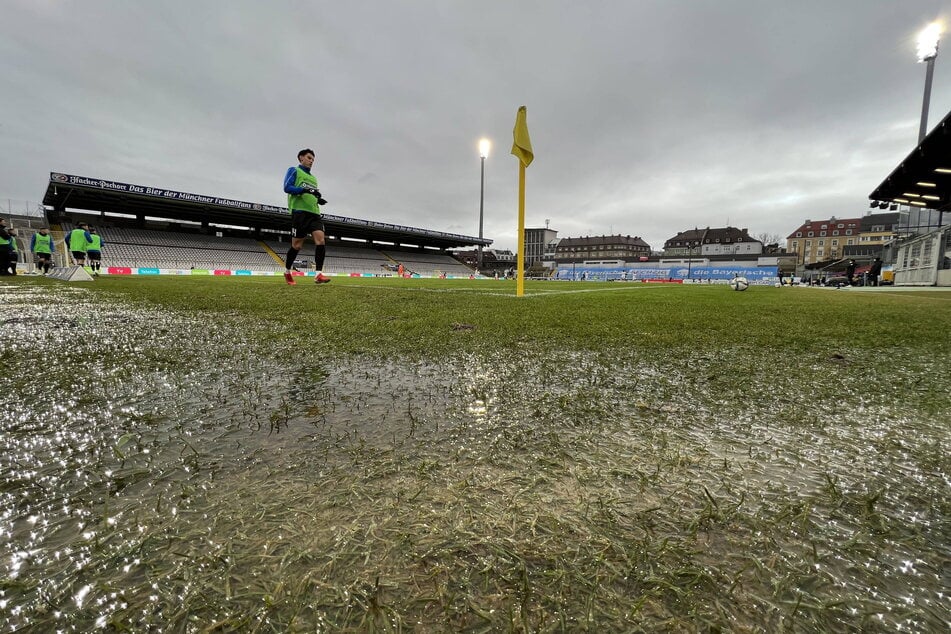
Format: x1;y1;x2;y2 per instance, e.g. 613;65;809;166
808;232;814;237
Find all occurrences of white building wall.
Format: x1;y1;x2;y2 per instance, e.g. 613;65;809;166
700;241;763;256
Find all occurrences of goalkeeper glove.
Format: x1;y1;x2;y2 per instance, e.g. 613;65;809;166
302;187;328;205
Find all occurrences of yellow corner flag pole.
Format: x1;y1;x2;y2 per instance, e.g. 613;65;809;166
511;106;534;297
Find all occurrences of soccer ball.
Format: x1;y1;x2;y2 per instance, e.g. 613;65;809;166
729;276;750;291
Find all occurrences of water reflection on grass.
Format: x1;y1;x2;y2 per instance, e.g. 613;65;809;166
0;284;947;631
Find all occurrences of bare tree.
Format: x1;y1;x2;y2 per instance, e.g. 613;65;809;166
756;232;784;247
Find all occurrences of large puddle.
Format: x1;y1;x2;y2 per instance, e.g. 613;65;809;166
0;284;948;631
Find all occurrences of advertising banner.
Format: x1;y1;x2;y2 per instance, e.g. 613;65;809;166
556;264;777;281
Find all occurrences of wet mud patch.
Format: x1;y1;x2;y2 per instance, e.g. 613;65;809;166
0;284;948;631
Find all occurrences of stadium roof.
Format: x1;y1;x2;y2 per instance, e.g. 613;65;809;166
869;108;951;214
41;172;491;250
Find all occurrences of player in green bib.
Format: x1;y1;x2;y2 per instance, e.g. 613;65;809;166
31;227;56;275
86;228;104;276
65;222;93;266
282;148;330;285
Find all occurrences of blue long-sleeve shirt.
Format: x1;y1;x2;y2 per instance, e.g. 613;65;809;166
283;165;311;195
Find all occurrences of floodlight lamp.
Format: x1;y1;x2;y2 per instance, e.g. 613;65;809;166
917;22;942;62
479;138;491;159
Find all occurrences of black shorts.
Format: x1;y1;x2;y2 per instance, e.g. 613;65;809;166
71;250;86;260
87;250;101;262
35;252;52;262
291;211;324;239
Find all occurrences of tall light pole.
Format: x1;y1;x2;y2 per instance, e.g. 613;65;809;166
477;138;490;271
917;22;942;143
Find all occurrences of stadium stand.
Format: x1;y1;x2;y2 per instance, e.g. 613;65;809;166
38;172;490;276
54;221;475;276
61;223;276;270
381;250;474;276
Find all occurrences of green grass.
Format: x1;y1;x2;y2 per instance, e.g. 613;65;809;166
1;276;949;632
35;275;951;355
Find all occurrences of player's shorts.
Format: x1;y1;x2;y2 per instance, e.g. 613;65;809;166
87;250;101;261
291;211;324;239
35;252;52;261
71;250;87;260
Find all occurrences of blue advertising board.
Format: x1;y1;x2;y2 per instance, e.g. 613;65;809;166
556;265;777;281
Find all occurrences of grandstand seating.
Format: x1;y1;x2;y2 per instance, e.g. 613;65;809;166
381;250;474;276
53;222;473;276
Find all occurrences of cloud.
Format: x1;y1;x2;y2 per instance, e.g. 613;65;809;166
2;1;949;251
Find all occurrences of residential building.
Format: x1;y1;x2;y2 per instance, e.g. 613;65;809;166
786;216;861;266
663;227;762;257
552;234;651;263
844;212;900;258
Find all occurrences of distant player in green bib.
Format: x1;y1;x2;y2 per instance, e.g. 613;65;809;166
86;228;104;276
282;148;330;285
31;227;56;275
65;222;93;267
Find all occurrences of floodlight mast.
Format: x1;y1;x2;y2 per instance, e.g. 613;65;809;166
477;138;490;270
918;22;942;143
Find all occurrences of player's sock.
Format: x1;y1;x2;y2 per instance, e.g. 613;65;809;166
314;244;326;272
284;247;299;271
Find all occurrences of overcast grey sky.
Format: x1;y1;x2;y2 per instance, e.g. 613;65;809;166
2;1;949;251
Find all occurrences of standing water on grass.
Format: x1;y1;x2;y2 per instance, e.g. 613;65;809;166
0;284;948;631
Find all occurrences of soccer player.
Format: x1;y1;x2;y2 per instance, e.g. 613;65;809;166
31;227;56;275
0;218;11;276
86;228;104;276
65;222;93;267
282;148;330;285
4;227;18;275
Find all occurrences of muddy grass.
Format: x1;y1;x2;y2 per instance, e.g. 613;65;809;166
0;281;948;632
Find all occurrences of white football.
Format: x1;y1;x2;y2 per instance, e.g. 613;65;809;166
729;276;750;291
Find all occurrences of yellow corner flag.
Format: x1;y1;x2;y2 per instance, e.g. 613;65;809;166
512;106;532;296
511;106;534;167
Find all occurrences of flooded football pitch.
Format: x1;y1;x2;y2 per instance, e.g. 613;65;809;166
0;284;948;632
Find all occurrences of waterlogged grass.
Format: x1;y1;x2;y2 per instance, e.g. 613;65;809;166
32;275;951;355
0;276;949;632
